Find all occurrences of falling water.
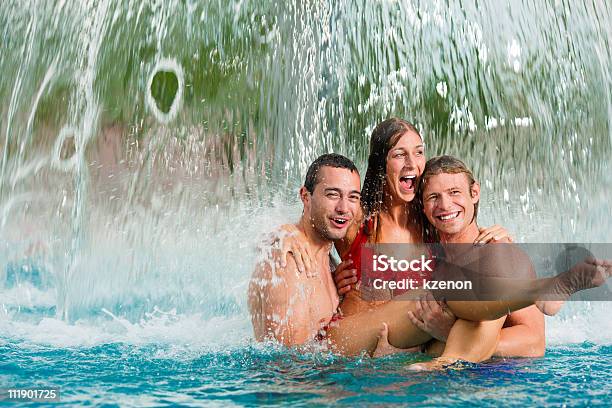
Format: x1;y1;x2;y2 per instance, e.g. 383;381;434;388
1;0;610;343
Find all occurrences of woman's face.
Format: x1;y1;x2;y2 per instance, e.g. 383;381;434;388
385;131;426;204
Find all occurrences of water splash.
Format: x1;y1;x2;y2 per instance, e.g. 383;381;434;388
0;0;610;345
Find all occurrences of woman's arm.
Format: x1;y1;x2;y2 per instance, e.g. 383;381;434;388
266;223;315;276
475;225;513;244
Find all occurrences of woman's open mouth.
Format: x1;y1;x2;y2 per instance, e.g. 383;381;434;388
399;175;416;192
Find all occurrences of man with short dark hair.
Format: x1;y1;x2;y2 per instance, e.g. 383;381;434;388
303;153;359;194
248;154;362;345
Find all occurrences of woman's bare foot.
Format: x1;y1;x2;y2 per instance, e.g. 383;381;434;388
536;257;612;316
406;356;459;371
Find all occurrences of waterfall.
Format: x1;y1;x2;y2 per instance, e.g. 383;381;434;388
0;0;610;343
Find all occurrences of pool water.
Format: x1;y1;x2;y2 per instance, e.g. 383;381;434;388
2;337;610;406
1;291;611;406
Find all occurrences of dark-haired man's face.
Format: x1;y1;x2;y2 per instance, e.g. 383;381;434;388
422;172;479;236
302;167;361;241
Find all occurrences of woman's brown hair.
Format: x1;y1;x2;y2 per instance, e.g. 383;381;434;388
361;117;422;240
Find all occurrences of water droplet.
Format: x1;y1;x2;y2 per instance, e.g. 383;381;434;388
436;81;448;98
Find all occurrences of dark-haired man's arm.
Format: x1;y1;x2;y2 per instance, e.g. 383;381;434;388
248;251;317;346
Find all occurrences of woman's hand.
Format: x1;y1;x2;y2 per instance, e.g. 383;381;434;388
407;293;456;342
333;259;358;295
266;224;315;277
476;224;513;245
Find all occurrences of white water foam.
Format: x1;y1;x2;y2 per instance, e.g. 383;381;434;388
1;305;610;351
51;125;79;171
546;302;612;345
1;285;610;350
0;310;252;351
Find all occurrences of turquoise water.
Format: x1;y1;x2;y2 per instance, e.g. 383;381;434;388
1;0;611;406
2;338;611;406
1;272;611;406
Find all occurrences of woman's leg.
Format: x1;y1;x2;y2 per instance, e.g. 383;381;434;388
445;300;532;321
440;317;506;362
442;253;612;319
327;289;536;356
327;290;512;361
424;257;612;320
336;290;381;317
326;289;431;355
326;290;522;356
327;259;611;356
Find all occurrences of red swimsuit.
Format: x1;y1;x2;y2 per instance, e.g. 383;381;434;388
317;221;435;341
342;220;434;295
